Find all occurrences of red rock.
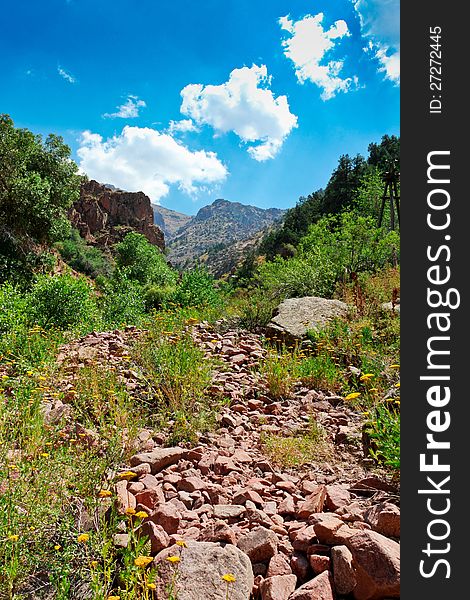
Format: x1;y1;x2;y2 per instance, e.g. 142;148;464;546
297;485;327;519
346;530;400;600
310;513;353;545
237;526;278;563
290;551;310;581
177;476;207;493
151;503;181;534
134;489;164;511
331;545;356;595
260;574;297;600
363;502;400;538
114;480;136;515
325;485;351;511
309;554;330;575
291;525;316;553
278;495;296;516
140;521;170;554
200;520;237;545
290;571;335;600
266;553;292;577
233;488;264;506
130;447;186;474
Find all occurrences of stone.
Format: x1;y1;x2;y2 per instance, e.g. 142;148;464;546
151;503;181;534
237;526;278;564
346;530;400;600
134;489;164;511
310;513;353;545
290;552;310;581
309;554;330;575
114;480;136;515
292;525;316;553
325;485;351;511
153;541;254;600
266;553;292;577
260;574;297;600
200;520;237;545
331;545;356;595
130;447;186;474
289;571;335;600
297;486;327;519
278;495;296;516
140;521;170;554
178;476;207;493
213;505;245;519
267;297;348;341
363;503;400;538
113;533;130;548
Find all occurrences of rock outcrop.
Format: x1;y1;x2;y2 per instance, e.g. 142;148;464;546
267;297;349;342
69;180;164;250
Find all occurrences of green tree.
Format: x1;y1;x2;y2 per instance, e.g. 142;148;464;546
322;154;368;215
114;231;177;287
367;134;400;172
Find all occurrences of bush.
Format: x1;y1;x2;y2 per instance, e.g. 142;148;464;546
115;232;177;287
27;274;97;330
170;268;222;308
56;229;112;278
143;284;176;311
99;274;146;328
0;283;28;334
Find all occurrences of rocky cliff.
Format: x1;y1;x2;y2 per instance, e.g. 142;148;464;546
70;180;165;250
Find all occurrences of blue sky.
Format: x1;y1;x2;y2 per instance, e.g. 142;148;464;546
0;0;399;215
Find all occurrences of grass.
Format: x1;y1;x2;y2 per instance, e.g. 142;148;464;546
261;417;332;468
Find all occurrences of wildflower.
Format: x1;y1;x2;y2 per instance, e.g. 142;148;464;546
147;583;157;590
395;382;401;388
54;544;61;550
369;388;378;393
125;507;136;516
175;540;187;548
222;574;236;583
77;533;90;543
134;555;153;568
390;364;400;369
98;489;112;498
40;453;50;458
117;471;138;480
360;373;374;381
26;371;33;376
8;464;18;470
8;534;19;542
107;596;120;600
1;375;8;380
134;511;148;519
38;376;47;382
166;556;181;564
344;392;361;401
90;560;99;568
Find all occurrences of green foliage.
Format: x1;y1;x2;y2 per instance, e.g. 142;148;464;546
56;228;113;278
170;267;222;308
99;273;146;328
0;114;82;281
322;154;368;215
367;134;400;172
115;232;177;287
0;283;28;335
27;274;97;330
364;402;400;473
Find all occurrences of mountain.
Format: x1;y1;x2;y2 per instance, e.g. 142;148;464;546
152;205;192;240
163;198;285;276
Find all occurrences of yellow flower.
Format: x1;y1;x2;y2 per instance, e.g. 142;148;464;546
98;490;112;498
40;453;50;458
222;573;236;583
117;471;138;480
369;387;378;393
175;540;187;547
166;556;181;564
26;371;33;376
125;507;136;516
90;560;99;568
107;596;120;600
54;544;61;550
8;534;19;542
344;392;361;401
360;373;374;381
134;556;153;568
1;374;9;380
38;376;47;381
134;511;149;519
77;533;90;543
390;364;400;369
395;382;400;388
147;583;157;590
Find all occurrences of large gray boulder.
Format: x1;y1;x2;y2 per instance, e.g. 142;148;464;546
153;541;254;599
266;297;349;341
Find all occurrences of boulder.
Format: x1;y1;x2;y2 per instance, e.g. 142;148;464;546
363;503;400;538
345;530;400;600
130;447;186;474
153;541;254;600
237;526;278;563
289;571;335;600
331;545;356;595
266;297;348;341
260;574;297;600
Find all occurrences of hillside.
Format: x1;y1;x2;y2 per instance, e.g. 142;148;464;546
153;204;192;240
164;198;285;274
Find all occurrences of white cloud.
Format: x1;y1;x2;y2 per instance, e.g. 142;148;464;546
58;66;76;84
77;126;228;203
353;0;400;83
168;119;199;134
180;64;298;161
279;13;358;100
103;95;146;119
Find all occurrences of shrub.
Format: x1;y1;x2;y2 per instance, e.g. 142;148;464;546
99;274;146;328
0;283;28;334
57;229;113;278
114;232;177;287
143;284;176;311
170;268;222;308
27;274;97;330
